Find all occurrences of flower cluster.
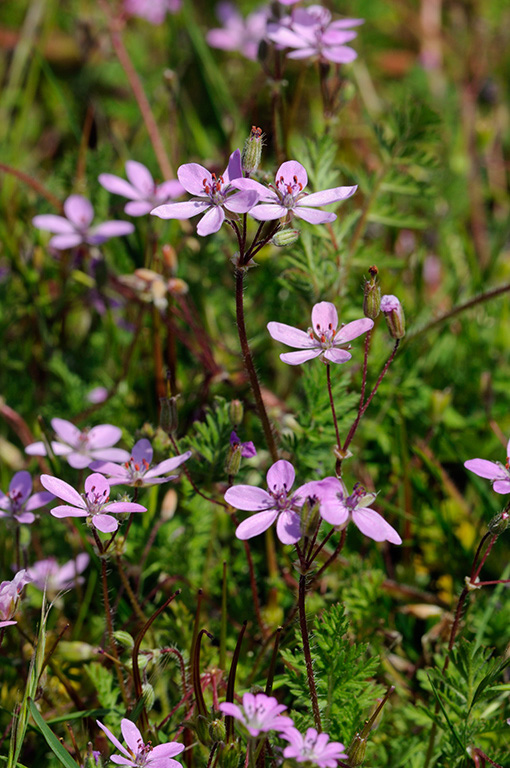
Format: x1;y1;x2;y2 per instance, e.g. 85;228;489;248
97;718;184;768
0;570;30;628
26;418;130;470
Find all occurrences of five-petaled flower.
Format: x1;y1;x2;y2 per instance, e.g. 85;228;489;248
206;3;269;61
0;471;54;525
97;717;184;768
239;160;356;225
0;570;30;628
26;553;90;594
91;438;191;487
464;437;510;494
282;727;348;768
219;692;293;737
26;418;130;470
151;149;258;236
267;6;363;64
41;473;146;533
267;301;373;365
33;195;134;250
225;459;305;544
306;477;402;544
99;161;184;217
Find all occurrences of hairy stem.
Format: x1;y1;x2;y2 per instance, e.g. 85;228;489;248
298;574;322;731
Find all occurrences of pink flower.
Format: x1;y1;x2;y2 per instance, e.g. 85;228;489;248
0;570;30;628
267;6;363;64
151;150;258;236
225;459;305;544
306;477;402;544
26;553;90;593
97;718;184;767
99;161;184;217
237;161;356;225
26;418;130;470
33;195;134;250
230;431;257;459
219;692;293;737
267;301;373;366
41;473;146;533
90;438;191;487
0;471;54;525
206;3;269;61
282;727;347;768
464;437;510;494
124;0;181;25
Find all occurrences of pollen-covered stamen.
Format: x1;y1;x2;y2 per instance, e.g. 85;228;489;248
346;482;366;510
85;485;110;514
202;172;228;205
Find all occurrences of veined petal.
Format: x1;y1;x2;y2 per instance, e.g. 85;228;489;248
319;498;349;526
98;174;140;200
267;460;295;492
250;203;288;221
151;200;209;220
287;47;319;60
323;46;358;64
25;492;55;512
105;502;146;513
224;189;259;214
230;178;277;202
93;514;118;533
225;486;273;511
88;461;127;478
276;160;308;190
50;505;89;518
322;29;358;45
177;163;211;195
151;743;185;758
109;757;134;767
124;200;154;216
96;721;131;758
144;451;191;478
32;214;75;234
120;719;143;753
329;18;365;28
49;233;84;249
125;161;154;195
40;475;85;507
235;509;278;540
493;479;510;494
66;453;93;469
280;349;322;365
323;348;352;364
276;509;301;544
196;205;224;236
302;185;357;207
90;447;131;463
352;507;402;544
295;206;336;224
131;439;153;466
335;317;374;343
9;471;32;505
52;417;81;447
464;459;505;480
267;321;317;349
224;148;242;183
85;473;110;498
156;180;185;200
312;302;338;333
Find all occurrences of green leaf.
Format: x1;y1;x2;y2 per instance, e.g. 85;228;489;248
28;699;81;768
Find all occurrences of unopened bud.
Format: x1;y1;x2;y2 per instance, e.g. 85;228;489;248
219;741;241;768
241;126;264;175
380;294;406;339
228;399;244;426
113;631;134;650
209;718;226;743
142;682;155;712
194;714;213;746
488;509;509;535
160;396;179;435
301;496;321;538
347;732;367;767
225;443;242;477
82;743;103;768
363;266;381;320
162;244;178;275
271;229;300;247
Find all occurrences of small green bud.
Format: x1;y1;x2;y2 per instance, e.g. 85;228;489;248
488;509;509;535
159;395;179;435
209;718;227;743
219;741;241;768
142;682;155;712
363;265;381;320
347;732;367;767
301;495;321;538
225;443;242;477
271;229;300;247
228;399;244;426
113;631;135;650
82;743;103;768
241;126;264;175
194;714;213;747
380;294;406;339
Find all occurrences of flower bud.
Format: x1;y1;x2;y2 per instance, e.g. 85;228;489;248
242;127;264;175
363;266;381;320
346;732;367;767
380;294;406;339
488;509;509;535
142;682;155;712
82;744;103;768
162;243;178;275
113;631;135;650
228;399;244;426
194;714;213;746
219;741;241;768
160;395;179;435
271;229;300;247
301;496;321;538
209;718;226;743
225;442;242;477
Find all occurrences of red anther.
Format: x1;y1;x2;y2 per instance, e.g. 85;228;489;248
204;184;210;194
286;184;293;194
134;463;140;471
211;173;217;180
143;459;149;469
298;183;303;190
506;459;509;470
320;334;326;343
202;178;207;185
293;175;298;183
124;461;130;469
309;331;314;339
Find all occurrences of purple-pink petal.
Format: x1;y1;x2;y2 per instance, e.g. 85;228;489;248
66;452;94;469
96;721;131;758
40;475;85;508
224;149;243;183
197;205;225;236
32;214;75;234
267;321;317;349
125;161;154;195
464;459;503;480
25;491;55;512
224;189;259;214
93;514;118;533
49;233;84;249
352;507;402;544
276;509;301;544
64;195;94;228
250;203;288;221
280;349;323;365
312;302;338;333
52;418;81;446
323;348;352;364
51;505;89;518
156;180;185;199
98;173;139;200
493;479;510;494
90;447;131;463
124;201;154;216
335;317;374;344
89;461;128;477
144;451;191;478
267;460;295;492
218;702;244;720
303;185;357;207
323;46;358;64
131;439;153;465
9;471;32;505
151;200;210;220
120;719;143;753
279;160;307;189
295;207;336;224
235;509;279;540
85;473;110;498
87;424;122;449
177;163;211;195
14;511;36;524
225;485;273;511
105;502;146;513
89;221;134;242
152;742;185;758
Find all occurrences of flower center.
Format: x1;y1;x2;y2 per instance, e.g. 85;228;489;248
275;174;304;209
302;732;319;756
346;482;365;510
85;485;109;515
270;482;293;510
202;173;227;206
124;457;151;485
309;321;337;349
8;489;24;512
